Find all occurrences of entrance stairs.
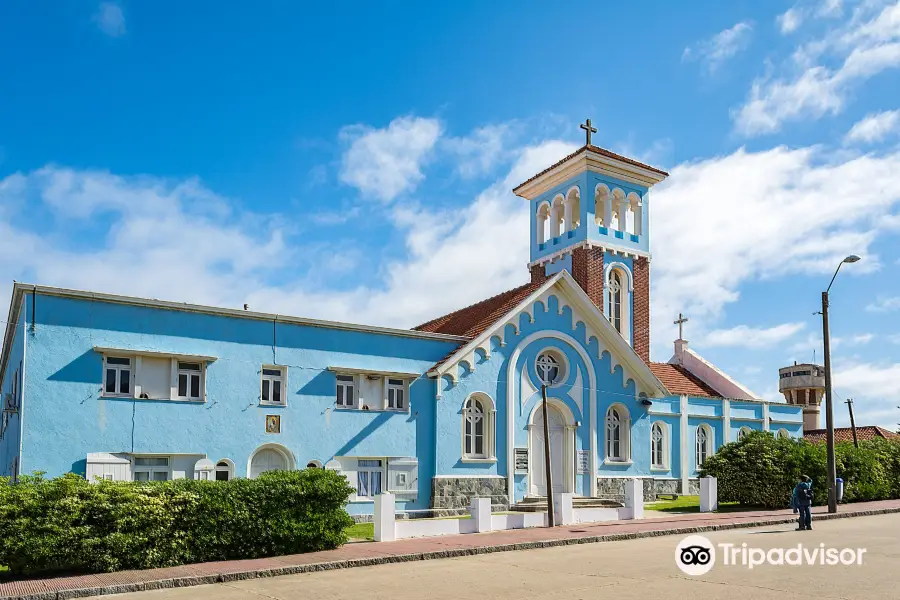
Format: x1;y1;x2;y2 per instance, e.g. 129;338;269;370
509;496;624;512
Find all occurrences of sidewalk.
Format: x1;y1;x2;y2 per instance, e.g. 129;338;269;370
3;499;900;600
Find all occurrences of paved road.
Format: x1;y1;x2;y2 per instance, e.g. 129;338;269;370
97;512;900;600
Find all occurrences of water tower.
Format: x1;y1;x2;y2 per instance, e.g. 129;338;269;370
778;362;825;431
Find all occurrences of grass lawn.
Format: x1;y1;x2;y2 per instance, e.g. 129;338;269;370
646;495;767;513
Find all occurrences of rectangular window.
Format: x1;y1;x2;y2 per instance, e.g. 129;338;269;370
386;378;406;410
104;356;133;397
177;362;203;400
336;374;355;408
133;456;170;481
357;459;383;498
261;366;286;405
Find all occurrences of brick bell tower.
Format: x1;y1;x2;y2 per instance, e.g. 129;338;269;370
512;119;668;362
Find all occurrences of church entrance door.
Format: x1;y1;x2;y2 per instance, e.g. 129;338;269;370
530;403;567;497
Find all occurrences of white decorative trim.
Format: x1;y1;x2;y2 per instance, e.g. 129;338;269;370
520;368;539;413
763;403;770;432
506;329;598;500
572;364;584;415
93;346;217;363
604;262;634;292
722;399;731;444
680;395;689;494
526;239;649;270
460;457;498;464
247;443;296;479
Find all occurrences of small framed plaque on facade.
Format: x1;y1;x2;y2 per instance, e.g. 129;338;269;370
576;450;589;474
265;414;281;434
514;447;528;474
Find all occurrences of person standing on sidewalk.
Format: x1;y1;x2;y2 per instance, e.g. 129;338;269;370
792;475;813;530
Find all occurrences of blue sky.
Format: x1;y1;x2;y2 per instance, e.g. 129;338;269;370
1;0;900;429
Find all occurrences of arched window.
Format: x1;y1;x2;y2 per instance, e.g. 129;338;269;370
627;192;642;236
564;187;580;231
306;460;323;469
549;195;564;239
738;426;752;441
696;424;712;468
463;394;496;460
605;405;631;462
612;188;626;231
777;429;790;440
595;185;610;227
215;459;234;481
536;202;550;244
248;444;295;479
609;270;623;333
535;349;566;385
651;422;667;469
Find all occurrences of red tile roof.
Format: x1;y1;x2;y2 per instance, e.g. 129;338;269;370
413;280;546;338
647;363;723;398
512;144;669;194
804;426;899;444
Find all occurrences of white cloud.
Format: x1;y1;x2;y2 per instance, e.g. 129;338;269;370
734;1;900;136
833;361;900;427
850;332;875;344
649;145;900;356
778;8;805;34
443;124;513;179
93;2;126;37
683;21;754;73
866;295;900;311
339;116;442;202
702;322;806;348
845;109;900;143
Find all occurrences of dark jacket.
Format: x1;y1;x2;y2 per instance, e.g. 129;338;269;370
792;481;813;507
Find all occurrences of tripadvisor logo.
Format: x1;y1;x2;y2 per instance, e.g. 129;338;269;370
675;535;867;574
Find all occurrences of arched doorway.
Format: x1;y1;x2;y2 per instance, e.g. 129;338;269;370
528;402;574;497
248;444;294;478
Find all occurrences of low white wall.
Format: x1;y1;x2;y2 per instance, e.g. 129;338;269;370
395;518;478;539
573;507;620;524
491;512;547;531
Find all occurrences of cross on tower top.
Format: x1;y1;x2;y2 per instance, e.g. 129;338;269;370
674;313;689;340
580;118;597;146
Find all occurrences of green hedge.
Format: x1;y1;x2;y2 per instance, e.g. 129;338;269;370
700;431;900;509
0;468;355;578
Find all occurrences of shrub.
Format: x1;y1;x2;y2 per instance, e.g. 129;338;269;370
0;468;354;578
700;431;900;509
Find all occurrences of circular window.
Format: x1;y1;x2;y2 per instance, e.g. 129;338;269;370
536;350;567;385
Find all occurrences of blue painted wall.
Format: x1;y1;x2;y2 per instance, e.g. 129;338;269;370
19;292;460;512
0;296;26;477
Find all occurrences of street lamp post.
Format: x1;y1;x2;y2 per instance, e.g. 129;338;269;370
822;254;860;514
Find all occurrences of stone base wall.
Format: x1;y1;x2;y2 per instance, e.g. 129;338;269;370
432;477;509;511
596;477;700;502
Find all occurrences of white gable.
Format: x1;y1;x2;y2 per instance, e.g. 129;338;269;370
428;271;668;399
669;339;758;400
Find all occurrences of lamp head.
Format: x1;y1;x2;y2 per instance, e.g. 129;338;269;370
843;255;861;264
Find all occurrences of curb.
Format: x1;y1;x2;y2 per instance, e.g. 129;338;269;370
5;506;900;600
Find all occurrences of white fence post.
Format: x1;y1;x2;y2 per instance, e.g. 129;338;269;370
700;476;718;512
471;497;492;533
554;492;574;525
374;493;396;542
625;478;644;520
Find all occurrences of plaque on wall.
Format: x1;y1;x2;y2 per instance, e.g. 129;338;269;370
265;414;281;434
576;450;589;474
514;447;528;474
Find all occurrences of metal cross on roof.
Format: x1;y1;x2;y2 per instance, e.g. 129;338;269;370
580;118;597;146
674;312;689;340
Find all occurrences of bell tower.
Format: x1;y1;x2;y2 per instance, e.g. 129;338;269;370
512;120;668;361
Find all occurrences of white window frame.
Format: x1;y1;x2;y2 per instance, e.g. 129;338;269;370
605;404;631;463
777;428;790;440
335;373;357;408
738;426;752;441
132;456;171;482
355;458;384;499
176;361;204;401
696;424;713;468
215;459;234;481
384;377;408;411
260;365;287;405
462;393;496;461
650;421;668;470
535;349;567;386
102;355;134;398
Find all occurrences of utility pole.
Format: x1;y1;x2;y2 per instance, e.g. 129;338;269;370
846;399;859;449
541;384;555;527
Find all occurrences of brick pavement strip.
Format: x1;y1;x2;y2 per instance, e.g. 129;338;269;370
2;500;899;600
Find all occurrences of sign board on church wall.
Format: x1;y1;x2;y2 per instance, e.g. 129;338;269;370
514;448;528;474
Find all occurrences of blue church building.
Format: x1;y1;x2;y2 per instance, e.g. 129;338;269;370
0;137;804;516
